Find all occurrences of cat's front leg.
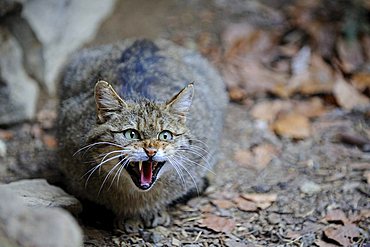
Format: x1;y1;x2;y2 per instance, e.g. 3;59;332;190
141;209;171;228
114;210;170;232
114;216;144;233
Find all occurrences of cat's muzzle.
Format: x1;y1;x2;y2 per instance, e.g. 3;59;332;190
124;159;166;190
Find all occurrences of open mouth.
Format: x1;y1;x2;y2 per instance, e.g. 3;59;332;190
124;160;165;190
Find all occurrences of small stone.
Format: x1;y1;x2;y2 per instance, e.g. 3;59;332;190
155;226;170;237
150;232;163;244
172;237;181;246
0;140;6;157
181;229;188;238
299;180;321;194
252;184;272;193
267;213;280;225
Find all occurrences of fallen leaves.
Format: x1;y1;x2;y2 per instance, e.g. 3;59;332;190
199;214;236;233
272;112;311;139
323;224;360;247
333;77;370;110
323;209;348;224
233;197;258;212
234;193;277;211
234;143;279;169
210;4;370;141
250;98;328;139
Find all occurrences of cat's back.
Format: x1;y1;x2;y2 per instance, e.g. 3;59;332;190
59;39;227;154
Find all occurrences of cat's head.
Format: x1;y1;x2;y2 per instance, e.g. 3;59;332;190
87;80;194;191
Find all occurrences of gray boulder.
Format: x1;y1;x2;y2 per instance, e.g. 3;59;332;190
0;179;82;215
0;27;39;125
22;0;116;94
0;189;83;247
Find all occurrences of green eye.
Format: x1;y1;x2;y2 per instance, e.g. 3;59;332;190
158;130;173;141
123;129;140;140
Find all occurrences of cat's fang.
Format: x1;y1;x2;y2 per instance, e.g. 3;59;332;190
139;161;142;171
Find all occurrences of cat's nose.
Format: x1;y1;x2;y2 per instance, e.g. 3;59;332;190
144;148;157;158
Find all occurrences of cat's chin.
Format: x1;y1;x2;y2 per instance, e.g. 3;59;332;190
124;160;166;191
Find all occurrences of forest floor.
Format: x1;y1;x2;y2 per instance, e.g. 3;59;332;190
1;0;369;246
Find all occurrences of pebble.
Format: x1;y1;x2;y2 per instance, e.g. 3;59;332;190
300;180;321;194
0;140;6;157
150;232;163;244
267;213;281;225
171;237;181;246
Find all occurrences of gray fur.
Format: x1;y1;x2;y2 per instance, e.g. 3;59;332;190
57;39;227;230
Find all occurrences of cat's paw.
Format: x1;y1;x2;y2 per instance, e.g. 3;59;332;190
141;210;171;228
114;217;144;233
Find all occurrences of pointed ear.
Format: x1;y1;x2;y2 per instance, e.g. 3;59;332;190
166;83;194;116
94;80;126;123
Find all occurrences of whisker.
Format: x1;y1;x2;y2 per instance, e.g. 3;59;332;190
177;149;212;169
170;156;200;195
116;158;131;187
167;156;187;190
74;141;125;156
99;157;128;194
107;157;130;190
176;153;215;175
82;153;124;188
99;149;129;163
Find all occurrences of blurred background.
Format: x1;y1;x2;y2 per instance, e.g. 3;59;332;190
0;0;369;246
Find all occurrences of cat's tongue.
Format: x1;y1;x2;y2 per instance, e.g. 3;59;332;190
140;161;153;187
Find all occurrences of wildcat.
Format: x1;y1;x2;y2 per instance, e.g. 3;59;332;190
57;39;227;231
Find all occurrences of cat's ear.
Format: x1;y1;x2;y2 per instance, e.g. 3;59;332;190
94;80;126;123
166;83;194;116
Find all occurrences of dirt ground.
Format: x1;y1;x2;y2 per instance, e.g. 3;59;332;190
1;0;369;246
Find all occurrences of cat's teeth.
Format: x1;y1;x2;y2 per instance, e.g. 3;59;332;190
139;161;142;171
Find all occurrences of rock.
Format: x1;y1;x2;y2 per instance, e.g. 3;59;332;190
150;232;163;244
0;179;82;215
0;140;6;157
21;0;116;94
0;189;83;247
171;237;181;246
266;213;280;225
0;27;39;125
300;180;321;194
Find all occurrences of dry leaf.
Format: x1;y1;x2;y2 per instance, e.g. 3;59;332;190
294;97;327;118
291;54;335;95
323;224;360;246
323;209;348;224
233;197;258;212
241;193;277;209
250;100;291;122
42;134;58;149
333;76;370;110
272;112;311;139
241;193;278;203
234;144;279;169
200;214;236;233
211;199;235;209
314;239;340;247
222;23;275;59
252;143;279;168
200;204;215;213
351;72;370;92
234;149;254;167
0;130;14;140
251;98;327;124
